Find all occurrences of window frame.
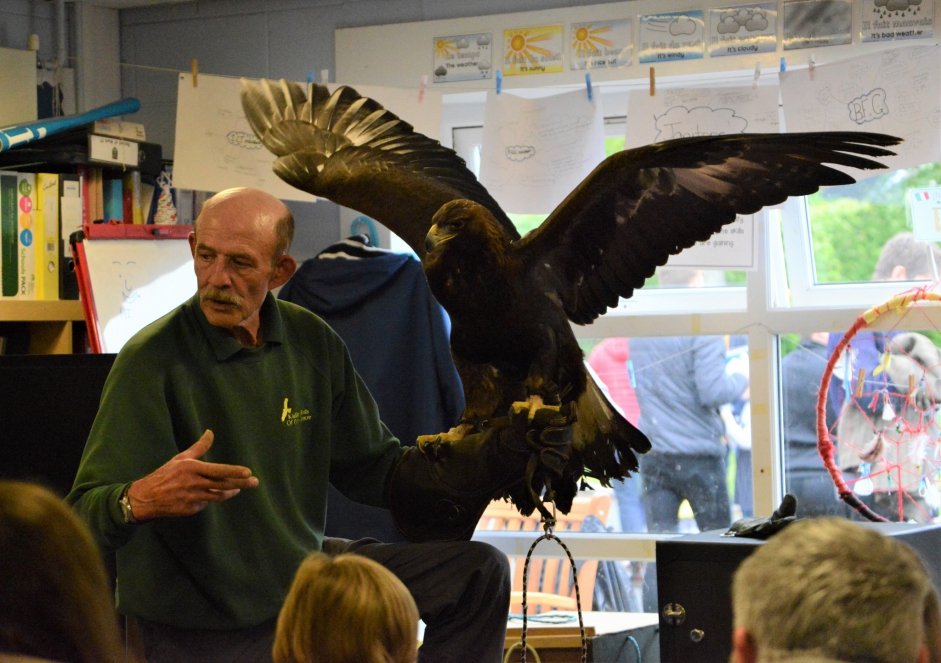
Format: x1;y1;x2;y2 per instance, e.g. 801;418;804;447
451;79;941;564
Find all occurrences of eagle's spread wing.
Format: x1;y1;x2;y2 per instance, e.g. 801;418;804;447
240;78;517;255
243;77;901;518
515;133;900;324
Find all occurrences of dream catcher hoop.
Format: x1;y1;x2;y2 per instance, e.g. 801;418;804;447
817;286;941;522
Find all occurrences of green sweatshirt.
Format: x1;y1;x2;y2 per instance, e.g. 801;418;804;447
67;294;402;629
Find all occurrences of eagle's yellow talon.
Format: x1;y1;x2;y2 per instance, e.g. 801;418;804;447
416;423;474;450
511;396;560;421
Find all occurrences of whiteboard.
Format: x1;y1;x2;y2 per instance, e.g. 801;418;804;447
76;230;196;353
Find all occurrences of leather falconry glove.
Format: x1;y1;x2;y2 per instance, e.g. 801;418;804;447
387;403;576;542
723;493;798;540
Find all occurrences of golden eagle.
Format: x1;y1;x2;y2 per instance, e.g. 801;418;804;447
241;78;898;514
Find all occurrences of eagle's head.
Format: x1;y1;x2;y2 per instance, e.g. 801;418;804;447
425;199;512;260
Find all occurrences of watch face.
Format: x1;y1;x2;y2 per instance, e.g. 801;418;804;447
120;494;133;523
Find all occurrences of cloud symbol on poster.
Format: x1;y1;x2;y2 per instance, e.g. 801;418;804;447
746;12;769;31
718;8;769;33
717;16;741;34
669;17;698;36
875;0;923;10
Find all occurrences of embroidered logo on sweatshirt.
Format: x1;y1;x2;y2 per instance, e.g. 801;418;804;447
281;397;312;427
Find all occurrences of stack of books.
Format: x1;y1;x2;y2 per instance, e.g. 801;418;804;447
0;117;164;301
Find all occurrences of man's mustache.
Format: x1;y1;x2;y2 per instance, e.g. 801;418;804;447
201;289;242;307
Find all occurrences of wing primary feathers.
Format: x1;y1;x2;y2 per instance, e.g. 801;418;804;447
518;130;900;326
241;78;903;514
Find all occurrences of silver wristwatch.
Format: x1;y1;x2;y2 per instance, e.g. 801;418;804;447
119;485;136;524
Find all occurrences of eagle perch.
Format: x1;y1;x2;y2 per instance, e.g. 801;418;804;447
240;78;899;515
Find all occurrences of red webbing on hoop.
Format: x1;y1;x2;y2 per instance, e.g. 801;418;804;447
816;286;936;522
816;312;887;522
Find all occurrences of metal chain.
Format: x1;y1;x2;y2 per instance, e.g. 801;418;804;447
517;511;588;663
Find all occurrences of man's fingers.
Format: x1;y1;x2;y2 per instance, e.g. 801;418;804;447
177;429;214;460
198;473;259;491
197;461;258;484
206;488;242;501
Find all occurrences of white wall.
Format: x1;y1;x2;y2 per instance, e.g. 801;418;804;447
116;0;627;257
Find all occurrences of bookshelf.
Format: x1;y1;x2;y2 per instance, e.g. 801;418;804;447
0;103;162;355
0;300;85;354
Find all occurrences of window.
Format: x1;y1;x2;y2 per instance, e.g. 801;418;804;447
453;81;941;616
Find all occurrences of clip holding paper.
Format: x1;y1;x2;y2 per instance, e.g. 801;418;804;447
585;72;593;102
418;74;427;103
649;66;656;96
752;62;761;88
855;367;866;399
779;57;786;73
495;69;503;95
808;55;816;80
190;58;199;87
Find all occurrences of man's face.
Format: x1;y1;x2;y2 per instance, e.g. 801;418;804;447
190;210;282;337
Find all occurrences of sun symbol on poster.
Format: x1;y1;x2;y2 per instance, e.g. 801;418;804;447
435;38;458;59
571;23;614;58
506;31;553;66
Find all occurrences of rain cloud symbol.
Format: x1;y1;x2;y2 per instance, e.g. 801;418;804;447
875;0;923;10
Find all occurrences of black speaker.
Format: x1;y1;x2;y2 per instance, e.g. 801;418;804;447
655;521;941;663
0;353;115;496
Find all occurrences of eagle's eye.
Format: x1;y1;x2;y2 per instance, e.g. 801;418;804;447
442;218;465;233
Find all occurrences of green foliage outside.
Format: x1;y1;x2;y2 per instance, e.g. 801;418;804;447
780;162;941;358
810;162;941;283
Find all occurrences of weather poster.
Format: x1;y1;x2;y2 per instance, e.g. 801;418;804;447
638;11;705;64
432;33;493;83
782;0;852;50
569;19;632;70
708;4;778;57
861;0;934;43
502;25;564;77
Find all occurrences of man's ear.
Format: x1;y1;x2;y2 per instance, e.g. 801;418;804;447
731;626;758;663
270;254;298;289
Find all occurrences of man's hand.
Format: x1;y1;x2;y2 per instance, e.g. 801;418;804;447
126;430;259;521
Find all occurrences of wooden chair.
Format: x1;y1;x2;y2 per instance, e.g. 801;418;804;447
477;491;612;614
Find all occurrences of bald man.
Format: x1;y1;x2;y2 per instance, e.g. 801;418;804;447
68;188;510;663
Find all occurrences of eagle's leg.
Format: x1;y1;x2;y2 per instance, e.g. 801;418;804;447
510;394;561;422
416;422;475;450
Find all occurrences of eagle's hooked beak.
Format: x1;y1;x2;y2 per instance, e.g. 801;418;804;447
425;225;440;253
